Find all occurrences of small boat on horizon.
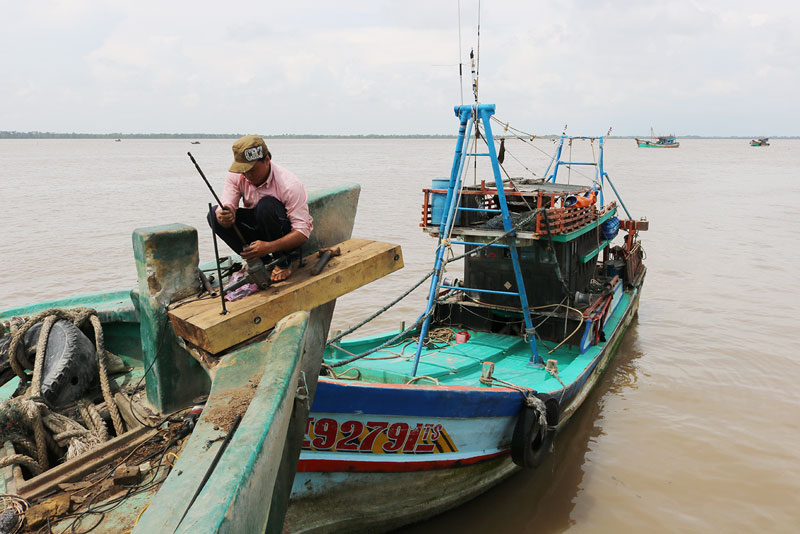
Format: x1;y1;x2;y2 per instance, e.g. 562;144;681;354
635;127;679;148
191;141;201;144
750;137;769;146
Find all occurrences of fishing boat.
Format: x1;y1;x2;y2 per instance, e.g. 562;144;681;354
285;104;648;533
750;137;769;146
635;128;679;148
0;183;403;532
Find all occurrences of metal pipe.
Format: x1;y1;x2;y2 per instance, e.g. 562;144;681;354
189;152;248;246
209;203;228;315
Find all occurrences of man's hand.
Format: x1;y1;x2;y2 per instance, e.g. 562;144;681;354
242;240;272;261
216;206;235;228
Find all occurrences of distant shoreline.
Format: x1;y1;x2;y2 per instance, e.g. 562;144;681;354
1;132;797;140
0;132;455;140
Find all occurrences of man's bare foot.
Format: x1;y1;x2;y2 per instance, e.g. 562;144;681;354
271;266;292;282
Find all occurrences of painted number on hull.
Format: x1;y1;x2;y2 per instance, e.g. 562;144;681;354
302;418;458;454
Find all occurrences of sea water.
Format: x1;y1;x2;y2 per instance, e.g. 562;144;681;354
1;137;799;533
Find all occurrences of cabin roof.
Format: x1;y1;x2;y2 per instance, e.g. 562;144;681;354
463;180;591;195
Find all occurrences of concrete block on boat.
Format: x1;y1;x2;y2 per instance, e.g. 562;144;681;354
132;223;210;413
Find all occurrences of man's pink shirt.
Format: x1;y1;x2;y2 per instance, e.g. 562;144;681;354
220;162;313;238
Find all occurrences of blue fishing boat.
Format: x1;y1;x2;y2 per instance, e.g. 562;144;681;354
286;104;648;532
750;137;769;146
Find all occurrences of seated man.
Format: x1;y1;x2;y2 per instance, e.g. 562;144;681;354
207;135;313;282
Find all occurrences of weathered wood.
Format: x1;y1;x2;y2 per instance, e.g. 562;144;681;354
17;426;158;502
113;392;143;430
26;493;71;528
113;464;141;485
168;238;403;354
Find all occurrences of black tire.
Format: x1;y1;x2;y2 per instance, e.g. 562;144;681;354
36;320;98;407
511;404;554;468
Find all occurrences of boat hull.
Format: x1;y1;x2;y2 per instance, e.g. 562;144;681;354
636;140;679;148
286;275;645;533
0;183;372;533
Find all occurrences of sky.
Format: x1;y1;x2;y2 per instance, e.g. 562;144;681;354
1;0;797;136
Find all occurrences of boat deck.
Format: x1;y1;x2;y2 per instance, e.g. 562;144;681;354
326;291;633;394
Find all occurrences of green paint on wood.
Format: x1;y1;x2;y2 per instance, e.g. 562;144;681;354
132;223;210;413
134;312;311;533
579;239;613;263
301;183;361;256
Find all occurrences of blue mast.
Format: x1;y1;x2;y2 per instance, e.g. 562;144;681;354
411;104;543;377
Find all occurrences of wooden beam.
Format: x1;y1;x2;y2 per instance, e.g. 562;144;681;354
17;426;158;502
168;238;403;354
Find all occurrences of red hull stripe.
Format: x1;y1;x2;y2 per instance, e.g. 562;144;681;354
297;450;508;473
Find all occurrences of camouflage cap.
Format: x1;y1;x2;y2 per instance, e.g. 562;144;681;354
229;135;269;173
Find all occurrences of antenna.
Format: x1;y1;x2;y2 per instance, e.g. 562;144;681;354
475;0;481;103
470;49;478;104
458;0;464;106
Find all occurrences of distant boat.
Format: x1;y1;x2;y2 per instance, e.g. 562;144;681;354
635;128;679;148
191;141;201;144
750;137;769;147
115;139;121;142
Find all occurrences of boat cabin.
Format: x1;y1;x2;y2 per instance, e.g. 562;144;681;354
421;177;646;350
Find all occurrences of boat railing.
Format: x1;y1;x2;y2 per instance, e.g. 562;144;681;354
421;185;615;238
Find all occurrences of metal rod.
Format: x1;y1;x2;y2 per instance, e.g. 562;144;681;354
209;203;228;315
189;152;248;245
189;152;224;206
173;413;242;532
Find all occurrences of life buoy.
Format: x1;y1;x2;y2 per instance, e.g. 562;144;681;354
511;397;554;468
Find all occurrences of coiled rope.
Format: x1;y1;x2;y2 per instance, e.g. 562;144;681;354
0;493;29;534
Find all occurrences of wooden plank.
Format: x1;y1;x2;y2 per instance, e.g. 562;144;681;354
18;426;157;501
113;392;143;430
168;238;403;353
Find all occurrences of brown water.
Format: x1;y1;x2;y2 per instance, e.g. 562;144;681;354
2;138;798;532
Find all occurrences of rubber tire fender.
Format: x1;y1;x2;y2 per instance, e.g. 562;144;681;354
36;320;98;407
511;403;554;469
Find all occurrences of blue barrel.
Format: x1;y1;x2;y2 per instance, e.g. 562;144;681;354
430;179;461;226
601;216;620;240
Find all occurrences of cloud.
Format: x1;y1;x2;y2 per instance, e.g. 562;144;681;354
1;0;800;135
